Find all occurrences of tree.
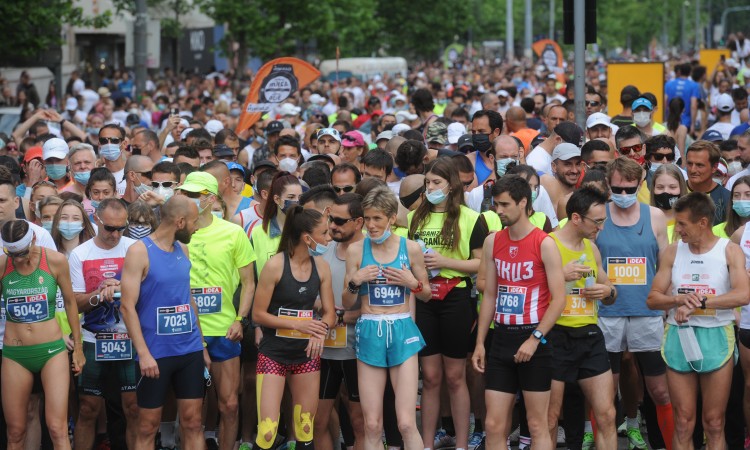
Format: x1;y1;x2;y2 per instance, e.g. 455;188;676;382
0;0;110;65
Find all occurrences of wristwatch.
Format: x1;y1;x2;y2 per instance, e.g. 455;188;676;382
700;296;707;310
347;280;361;294
532;330;547;345
237;316;250;329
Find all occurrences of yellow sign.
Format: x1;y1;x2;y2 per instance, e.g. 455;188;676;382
562;289;595;316
699;49;732;76
607;257;648;285
607;63;665;122
324;324;347;348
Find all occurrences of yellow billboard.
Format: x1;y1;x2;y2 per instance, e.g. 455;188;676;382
699;49;732;74
607;63;665;122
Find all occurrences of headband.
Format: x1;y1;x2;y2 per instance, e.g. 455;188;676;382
4;227;34;253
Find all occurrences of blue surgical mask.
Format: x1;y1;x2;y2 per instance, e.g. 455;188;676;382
368;228;391;245
86;127;100;136
58;221;84;240
193;198;207;215
134;180;151;196
41;220;53;233
733;200;750;218
610;193;637;209
90;200;100;209
212;210;224;220
495;158;517;177
426;186;448;205
649;162;662;173
100;143;122;161
531;189;538;203
230;108;241;117
46;164;67;180
281;199;297;214
307;237;330;256
73;171;91;185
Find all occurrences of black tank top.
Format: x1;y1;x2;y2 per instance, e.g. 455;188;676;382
259;252;321;364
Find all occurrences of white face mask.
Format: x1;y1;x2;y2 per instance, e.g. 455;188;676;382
633;111;651;127
278;157;298;173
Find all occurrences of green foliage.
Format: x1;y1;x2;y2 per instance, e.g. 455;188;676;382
0;0;111;64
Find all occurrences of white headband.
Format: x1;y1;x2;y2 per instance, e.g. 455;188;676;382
4;227;34;253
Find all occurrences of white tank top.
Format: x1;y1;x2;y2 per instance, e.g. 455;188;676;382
669;238;734;327
738;226;750;329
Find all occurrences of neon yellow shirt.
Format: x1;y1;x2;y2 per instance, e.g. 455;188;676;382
550;233;599;327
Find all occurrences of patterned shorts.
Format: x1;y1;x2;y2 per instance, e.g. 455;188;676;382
256;352;320;376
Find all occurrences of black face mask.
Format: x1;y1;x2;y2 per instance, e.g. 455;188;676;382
472;133;492;153
400;186;425;209
654;192;680;210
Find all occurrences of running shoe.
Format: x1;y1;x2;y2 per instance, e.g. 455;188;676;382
581;431;594;450
434;429;456;449
557;426;566;445
518;437;531;450
617;418;627;436
469;432;485;450
626;427;647;450
508;426;521;444
239;442;254;450
206;437;219;450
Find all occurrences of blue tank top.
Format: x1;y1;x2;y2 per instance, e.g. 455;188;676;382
136;237;203;359
360;237;411;307
474;151;492;185
595;203;660;317
234;197;252;216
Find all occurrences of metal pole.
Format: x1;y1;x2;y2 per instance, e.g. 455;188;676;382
707;0;712;48
573;0;586;131
506;0;515;61
695;0;701;50
525;0;533;58
721;6;750;41
682;2;688;52
550;0;555;39
134;0;148;96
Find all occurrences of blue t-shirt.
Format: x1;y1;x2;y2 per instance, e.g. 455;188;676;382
731;122;750;137
665;77;700;128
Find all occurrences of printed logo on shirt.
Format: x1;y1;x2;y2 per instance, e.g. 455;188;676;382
494;259;534;282
509;246;518;258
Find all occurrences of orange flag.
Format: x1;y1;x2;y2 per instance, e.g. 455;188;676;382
532;39;565;82
236;57;321;134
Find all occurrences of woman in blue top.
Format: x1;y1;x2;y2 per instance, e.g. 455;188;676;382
343;187;432;450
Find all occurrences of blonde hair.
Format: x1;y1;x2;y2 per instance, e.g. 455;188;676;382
362;186;399;218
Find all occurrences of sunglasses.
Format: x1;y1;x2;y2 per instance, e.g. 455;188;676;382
462;179;473;187
150;181;175;189
99;137;123;145
6;145;17;152
585;101;601;107
611;185;639;195
328;215;356;226
95;215;129;233
619;143;644;155
651;153;675;162
333;185;355;194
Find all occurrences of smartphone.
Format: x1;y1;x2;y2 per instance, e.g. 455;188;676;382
721;55;726;62
170;107;178;116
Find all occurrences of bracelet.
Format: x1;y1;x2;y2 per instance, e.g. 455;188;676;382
203;341;208;348
235;315;243;321
347;280;361;294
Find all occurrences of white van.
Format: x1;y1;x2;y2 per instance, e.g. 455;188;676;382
319;57;407;81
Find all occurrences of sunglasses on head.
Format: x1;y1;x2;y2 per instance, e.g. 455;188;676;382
611;185;639;195
150;181;175;189
619;143;644;155
328;215;356;226
333;185;355;194
651;152;675;162
99;137;122;145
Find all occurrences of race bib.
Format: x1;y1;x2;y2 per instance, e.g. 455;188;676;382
276;308;313;339
495;285;527;317
324;324;347;348
368;278;405;307
55;291;64;313
156;304;193;335
6;294;49;323
95;333;133;361
677;286;717;317
607;257;647;285
192;287;222;315
562;288;595;316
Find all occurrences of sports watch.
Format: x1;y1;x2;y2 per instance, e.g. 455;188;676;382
532;329;547;344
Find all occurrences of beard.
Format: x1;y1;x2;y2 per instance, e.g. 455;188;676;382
175;227;192;244
332;229;356;243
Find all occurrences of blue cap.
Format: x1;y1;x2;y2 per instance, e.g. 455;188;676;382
225;161;246;176
700;129;724;142
631;98;653;111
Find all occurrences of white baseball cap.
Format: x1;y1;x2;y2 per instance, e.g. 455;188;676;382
447;122;467;144
42;138;69;160
205;119;224;136
586;112;611;129
717;93;735;112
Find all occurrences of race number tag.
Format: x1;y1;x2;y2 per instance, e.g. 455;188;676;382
276;308;313;339
607;257;647;285
6;294;49;323
562;288;595;316
677;286;717;317
95;333;133;361
156;304;193;335
495;285;527;317
367;278;405;307
192;287;222;314
324;324;348;348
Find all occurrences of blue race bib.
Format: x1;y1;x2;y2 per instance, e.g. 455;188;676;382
192;287;222;315
367;277;406;307
495;285;527;316
6;294;49;323
156;304;193;335
95;333;133;361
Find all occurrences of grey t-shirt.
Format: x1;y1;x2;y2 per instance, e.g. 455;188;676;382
322;242;360;360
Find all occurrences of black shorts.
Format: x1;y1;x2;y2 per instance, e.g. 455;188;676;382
319;358;359;402
79;342;138;396
485;324;552;393
136;351;205;409
739;328;750;349
608;350;666;377
241;327;259;362
549;324;610;383
416;286;473;359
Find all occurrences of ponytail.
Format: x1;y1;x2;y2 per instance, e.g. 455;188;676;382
277;206;324;256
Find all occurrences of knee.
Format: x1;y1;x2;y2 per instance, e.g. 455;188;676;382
219;395;240;417
293;405;314;442
6;422;26;444
594;405;617;429
649;384;671;405
421;370;442;390
313;411;329;432
397;418;417;436
362;415;383;436
702;412;725;436
526;416;549;436
46;419;68;442
350;411;365;436
484;415;503;433
256;417;279;449
77;398;100;422
138;416;160;438
672;409;695;434
444;370;467;392
180;411;203;435
123;401;139;423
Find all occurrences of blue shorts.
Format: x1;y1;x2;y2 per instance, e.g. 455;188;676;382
355;313;425;368
661;323;737;374
205;336;241;362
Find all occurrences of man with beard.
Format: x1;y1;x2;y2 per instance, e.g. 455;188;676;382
540;143;584;221
313;193;366;450
120;196;209;450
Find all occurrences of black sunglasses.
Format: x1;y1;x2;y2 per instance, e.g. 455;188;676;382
99;137;122;145
651;153;675;162
328;215;356;226
95;215;129;233
333;185;355;194
150;181;175;189
611;185;639;195
585;101;601;107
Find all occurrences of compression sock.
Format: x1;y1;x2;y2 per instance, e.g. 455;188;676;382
297;440;314;450
656;403;675;450
474;418;484;433
442;416;455;436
